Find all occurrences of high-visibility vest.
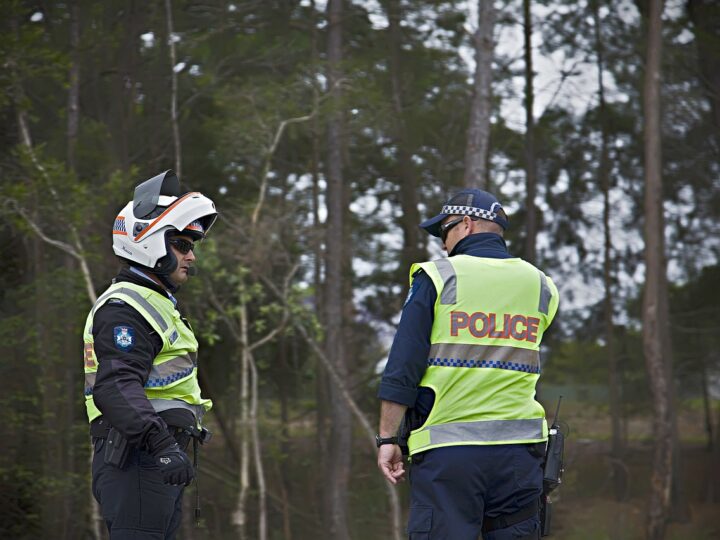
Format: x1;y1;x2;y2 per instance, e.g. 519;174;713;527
406;254;559;455
83;281;212;423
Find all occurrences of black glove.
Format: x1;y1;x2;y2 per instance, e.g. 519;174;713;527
153;442;194;486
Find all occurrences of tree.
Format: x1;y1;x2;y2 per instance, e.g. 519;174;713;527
640;1;674;538
592;0;626;501
464;0;495;189
383;0;425;297
324;1;352;537
523;0;538;264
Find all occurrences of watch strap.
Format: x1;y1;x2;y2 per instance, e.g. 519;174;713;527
376;434;399;447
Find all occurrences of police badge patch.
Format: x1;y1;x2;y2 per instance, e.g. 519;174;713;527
113;326;135;351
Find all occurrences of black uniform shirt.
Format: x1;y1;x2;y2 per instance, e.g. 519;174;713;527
91;267;193;453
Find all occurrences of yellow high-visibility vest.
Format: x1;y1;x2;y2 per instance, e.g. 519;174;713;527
83;281;211;423
407;254;559;455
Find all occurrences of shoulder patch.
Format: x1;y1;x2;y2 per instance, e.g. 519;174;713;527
113;326;135;352
107;298;126;306
403;276;423;308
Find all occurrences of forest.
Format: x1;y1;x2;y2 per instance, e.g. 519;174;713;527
0;0;718;539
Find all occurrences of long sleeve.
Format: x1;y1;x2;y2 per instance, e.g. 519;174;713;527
92;300;175;452
377;270;437;407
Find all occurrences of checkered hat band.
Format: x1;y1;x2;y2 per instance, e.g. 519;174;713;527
441;205;497;221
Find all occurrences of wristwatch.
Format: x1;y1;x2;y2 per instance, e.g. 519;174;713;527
375;434;399;447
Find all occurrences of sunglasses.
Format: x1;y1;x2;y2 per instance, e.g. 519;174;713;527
439;217;465;243
439;216;481;243
168;238;195;254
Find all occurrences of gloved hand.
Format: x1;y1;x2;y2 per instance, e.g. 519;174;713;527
153;442;194;486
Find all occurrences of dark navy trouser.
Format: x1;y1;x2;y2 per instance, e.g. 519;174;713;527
92;438;184;539
408;444;543;540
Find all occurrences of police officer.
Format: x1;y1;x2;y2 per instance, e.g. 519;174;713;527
376;189;559;540
83;170;217;539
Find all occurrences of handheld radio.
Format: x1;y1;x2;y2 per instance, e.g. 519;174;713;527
541;396;565;537
543;396;565;491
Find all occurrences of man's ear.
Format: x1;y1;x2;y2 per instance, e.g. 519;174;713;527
464;215;475;232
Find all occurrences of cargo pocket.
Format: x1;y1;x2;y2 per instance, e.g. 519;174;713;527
407;505;432;540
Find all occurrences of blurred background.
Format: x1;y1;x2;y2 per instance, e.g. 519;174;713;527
0;0;718;539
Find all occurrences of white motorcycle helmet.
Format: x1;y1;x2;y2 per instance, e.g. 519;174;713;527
112;170;217;287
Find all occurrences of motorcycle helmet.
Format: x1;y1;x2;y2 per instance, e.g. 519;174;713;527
112;170;217;289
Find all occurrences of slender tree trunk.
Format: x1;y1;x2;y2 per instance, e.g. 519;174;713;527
464;0;495;190
384;0;424;297
233;308;251;539
640;2;673;538
523;0;538;264
67;1;80;171
165;0;182;177
324;1;351;537
592;0;626;502
700;361;714;452
65;6;101;537
278;338;293;540
248;355;267;540
714;401;720;503
310;0;329;505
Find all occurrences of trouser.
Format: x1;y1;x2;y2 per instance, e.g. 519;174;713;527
92;437;185;540
407;444;544;540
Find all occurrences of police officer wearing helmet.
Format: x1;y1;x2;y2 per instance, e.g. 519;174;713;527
376;189;559;539
83;170;217;539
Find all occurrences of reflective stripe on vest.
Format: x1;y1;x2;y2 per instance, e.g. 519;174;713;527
85;353;198;395
428;343;540;373
433;259;457;305
149;398;206;421
538;272;551;315
412;418;545;453
92;286;169;333
145;353;198;388
84;372;96;396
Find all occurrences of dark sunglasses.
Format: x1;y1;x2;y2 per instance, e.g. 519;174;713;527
439;217;465;243
168;238;195;254
439;216;480;243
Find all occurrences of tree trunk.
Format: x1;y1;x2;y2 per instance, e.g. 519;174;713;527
248;354;267;540
68;7;99;537
464;0;495;190
384;0;424;297
67;1;80;171
700;361;714;452
232;308;250;539
164;0;182;178
324;1;352;537
592;0;626;502
310;0;329;507
641;2;673;538
278;337;293;540
523;0;538;264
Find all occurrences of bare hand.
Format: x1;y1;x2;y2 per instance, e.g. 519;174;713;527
377;444;405;485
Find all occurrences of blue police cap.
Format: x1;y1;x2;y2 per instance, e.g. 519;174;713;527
419;188;508;237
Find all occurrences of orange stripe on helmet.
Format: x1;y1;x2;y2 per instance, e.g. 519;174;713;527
133;192;201;241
